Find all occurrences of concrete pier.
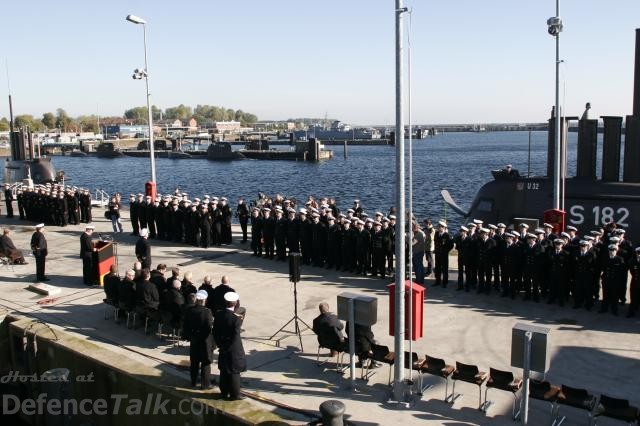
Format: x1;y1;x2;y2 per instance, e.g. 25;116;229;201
0;211;639;425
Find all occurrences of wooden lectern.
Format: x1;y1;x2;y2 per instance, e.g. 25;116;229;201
92;241;116;286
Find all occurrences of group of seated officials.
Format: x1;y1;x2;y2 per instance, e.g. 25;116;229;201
103;263;245;332
312;302;380;368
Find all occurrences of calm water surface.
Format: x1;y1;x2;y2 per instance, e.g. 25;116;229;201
4;131;594;228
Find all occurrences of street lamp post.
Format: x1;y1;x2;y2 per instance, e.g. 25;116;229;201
127;14;156;184
547;1;563;211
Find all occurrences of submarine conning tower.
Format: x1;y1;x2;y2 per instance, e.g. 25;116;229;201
548;28;640;183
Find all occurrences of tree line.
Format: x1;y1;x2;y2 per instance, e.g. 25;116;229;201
124;104;258;126
0;104;259;133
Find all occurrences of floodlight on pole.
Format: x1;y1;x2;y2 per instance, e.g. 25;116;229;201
126;14;146;25
126;13;156;184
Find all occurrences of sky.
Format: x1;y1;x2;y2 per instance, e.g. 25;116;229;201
0;0;638;125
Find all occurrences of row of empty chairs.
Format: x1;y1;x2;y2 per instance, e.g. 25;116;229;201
316;342;639;424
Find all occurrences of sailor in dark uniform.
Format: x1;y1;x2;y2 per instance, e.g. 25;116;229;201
627;247;640;318
355;219;370;275
80;225;96;285
213;291;247;401
30;223;48;281
220;197;233;244
434;221;453;287
3;185;14;218
250;208;263;256
137;194;147;230
145;195;156;239
547;239;570;306
326;215;341;269
521;233;540;301
352;199;363;218
135;228;152;269
286;208;300;254
300;209;313;265
129;195;139;236
573;240;597;310
274;207;288;261
370;220;386;278
236;198;250;243
599;244;626;315
453;226;469;290
199;205;212;248
340;219;355;272
382;216;394;274
501;232;522;298
183;290;215;389
476;228;496;294
16;189;25;220
261;207;275;259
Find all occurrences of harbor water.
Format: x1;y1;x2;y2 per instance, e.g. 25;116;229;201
2;131;599;228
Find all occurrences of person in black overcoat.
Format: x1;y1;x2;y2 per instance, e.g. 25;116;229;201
30;224;48;281
118;269;138;311
476;229;496;294
135;228;152;269
250;208;263;256
312;303;345;353
80;225;96;285
210;276;246;319
235;198;250;243
434;221;454;287
573;241;597;310
274;208;288;261
0;228;27;264
199;207;212;248
164;279;185;329
103;265;120;303
599;245;627;315
547;239;570;306
184;290;215;389
213;292;246;400
220;198;233;244
261;208;275;259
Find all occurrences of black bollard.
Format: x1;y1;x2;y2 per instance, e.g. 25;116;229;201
319;400;345;426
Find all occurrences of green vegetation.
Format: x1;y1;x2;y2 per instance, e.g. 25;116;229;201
124;104;258;126
0;103;259;132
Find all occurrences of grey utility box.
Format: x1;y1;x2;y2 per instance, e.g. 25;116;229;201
511;323;550;374
337;293;378;326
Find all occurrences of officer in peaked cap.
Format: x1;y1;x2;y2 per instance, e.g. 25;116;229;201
183;290;215;389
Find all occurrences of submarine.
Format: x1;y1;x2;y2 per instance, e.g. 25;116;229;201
442;28;640;245
3;128;57;185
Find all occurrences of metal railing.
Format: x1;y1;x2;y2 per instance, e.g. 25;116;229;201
94;189;110;207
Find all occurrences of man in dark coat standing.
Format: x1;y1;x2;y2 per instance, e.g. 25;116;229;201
235;198;250;243
135;228;152;269
80;225;96;285
213;291;247;400
183;290;215;389
30;223;48;281
4;185;14;218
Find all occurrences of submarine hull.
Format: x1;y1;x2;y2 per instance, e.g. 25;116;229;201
3;158;57;185
465;176;640;243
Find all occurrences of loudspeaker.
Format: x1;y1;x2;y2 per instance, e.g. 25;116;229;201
289;253;301;282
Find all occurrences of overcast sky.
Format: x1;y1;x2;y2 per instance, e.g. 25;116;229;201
1;0;638;125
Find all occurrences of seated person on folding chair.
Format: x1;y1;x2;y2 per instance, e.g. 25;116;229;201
103;265;120;303
0;228;27;264
312;302;345;355
165;279;186;329
139;269;160;313
346;321;380;368
118;269;137;311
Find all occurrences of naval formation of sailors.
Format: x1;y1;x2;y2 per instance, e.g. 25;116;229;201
447;219;639;317
1;183;93;226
